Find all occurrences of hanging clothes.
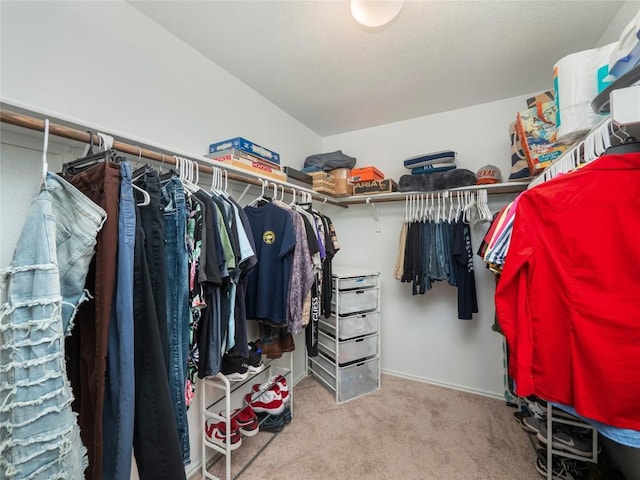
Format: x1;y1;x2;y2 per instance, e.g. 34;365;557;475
496;151;640;430
0;173;105;480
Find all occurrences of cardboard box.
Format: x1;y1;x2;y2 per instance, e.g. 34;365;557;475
208;155;287;182
209;137;280;164
350;166;384;182
208;148;281;170
330;168;351;197
353;179;398;195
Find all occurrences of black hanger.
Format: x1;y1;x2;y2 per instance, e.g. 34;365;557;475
62;131;117;175
603;126;640;156
159;168;179;181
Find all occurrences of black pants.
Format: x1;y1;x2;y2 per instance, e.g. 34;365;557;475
132;205;186;480
134;170;170;368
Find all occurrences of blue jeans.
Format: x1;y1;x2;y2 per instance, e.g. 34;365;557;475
161;177;190;464
0;173;105;479
103;163;136;479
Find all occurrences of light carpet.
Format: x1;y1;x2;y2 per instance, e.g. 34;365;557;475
204;373;540;480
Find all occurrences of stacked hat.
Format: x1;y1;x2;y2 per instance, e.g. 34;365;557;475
403;150;457;176
476;165;502;185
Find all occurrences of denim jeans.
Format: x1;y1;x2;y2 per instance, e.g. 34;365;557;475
102;162;136;479
160;177;190;464
0;173;105;479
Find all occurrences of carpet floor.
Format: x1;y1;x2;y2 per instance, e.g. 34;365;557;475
204;373;540;480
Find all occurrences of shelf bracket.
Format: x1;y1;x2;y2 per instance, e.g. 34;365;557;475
365;197;381;233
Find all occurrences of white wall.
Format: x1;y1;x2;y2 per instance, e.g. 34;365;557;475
0;1;320;478
597;0;640;46
321;94;534;398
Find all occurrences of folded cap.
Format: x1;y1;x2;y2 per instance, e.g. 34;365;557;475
476;165;502;185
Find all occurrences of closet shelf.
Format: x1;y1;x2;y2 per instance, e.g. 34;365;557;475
335;181;529;205
0;106;347;208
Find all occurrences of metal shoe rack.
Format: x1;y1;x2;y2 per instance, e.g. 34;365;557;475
308;267;381;403
542;405;598;480
201;354;293;480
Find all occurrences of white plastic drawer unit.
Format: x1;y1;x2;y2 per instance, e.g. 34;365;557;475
311;353;380;403
336;275;379;291
331;287;379;316
318;330;378;365
320;311;380;340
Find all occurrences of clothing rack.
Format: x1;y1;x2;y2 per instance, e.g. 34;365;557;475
528;85;640;190
0;107;347;208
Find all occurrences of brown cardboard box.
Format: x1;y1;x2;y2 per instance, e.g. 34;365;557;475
330;168;352;197
353;179;398;195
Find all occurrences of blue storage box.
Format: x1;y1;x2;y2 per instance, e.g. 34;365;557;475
209;137;280;164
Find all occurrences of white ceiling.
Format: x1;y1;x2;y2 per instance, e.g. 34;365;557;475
129;0;623;137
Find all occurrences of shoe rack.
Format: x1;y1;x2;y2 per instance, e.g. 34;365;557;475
201;354;293;480
542;405;598;480
308;266;381;403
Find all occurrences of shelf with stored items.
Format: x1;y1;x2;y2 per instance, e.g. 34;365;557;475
201;354;293;480
308;267;381;403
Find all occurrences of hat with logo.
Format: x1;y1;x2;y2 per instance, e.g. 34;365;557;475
476;165;502;185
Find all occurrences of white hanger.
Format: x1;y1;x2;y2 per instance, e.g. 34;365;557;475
248;179;266;206
41;119;49;187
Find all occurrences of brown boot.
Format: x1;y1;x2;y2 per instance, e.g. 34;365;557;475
279;332;295;353
255;339;283;359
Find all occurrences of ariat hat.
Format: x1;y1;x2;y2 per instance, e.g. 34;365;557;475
476;165;502;185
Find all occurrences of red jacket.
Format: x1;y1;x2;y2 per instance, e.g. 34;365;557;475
496;152;640;430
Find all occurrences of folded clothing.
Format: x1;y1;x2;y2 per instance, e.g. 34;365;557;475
411;164;457;175
398;169;476;192
403;150;457;169
304;150;356;171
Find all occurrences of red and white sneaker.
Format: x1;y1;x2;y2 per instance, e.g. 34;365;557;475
245;388;284;415
220;406;259;437
204;418;242;450
251;376;290;405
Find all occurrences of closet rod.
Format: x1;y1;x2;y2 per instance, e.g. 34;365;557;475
0;108;347;209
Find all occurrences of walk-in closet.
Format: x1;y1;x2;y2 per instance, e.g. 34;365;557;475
2;1;639;480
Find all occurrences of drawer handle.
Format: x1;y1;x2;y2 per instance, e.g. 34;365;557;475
355;338;364;343
355;290;364;294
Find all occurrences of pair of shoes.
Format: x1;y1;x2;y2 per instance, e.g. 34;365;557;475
256;404;292;433
521;415;545;435
220;353;249;381
535;448;589;479
204;418;242;451
279;332;295;352
220;406;259;437
254;339;283;359
247;342;265;374
536;424;595;457
244;375;290;415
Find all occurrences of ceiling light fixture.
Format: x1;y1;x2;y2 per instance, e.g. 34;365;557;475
351;0;404;28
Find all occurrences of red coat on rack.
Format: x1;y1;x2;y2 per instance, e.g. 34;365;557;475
496;151;640;430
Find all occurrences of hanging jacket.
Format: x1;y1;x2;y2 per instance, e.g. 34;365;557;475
495;151;640;430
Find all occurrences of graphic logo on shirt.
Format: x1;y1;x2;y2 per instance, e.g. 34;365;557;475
263;230;275;244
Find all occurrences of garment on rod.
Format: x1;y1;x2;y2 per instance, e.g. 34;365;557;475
398;218;478;320
64;161;121;480
0;173;104;480
496;152;640;430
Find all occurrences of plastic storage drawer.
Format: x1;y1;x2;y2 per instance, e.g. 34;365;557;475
336;275;379;291
319;311;380;340
318;331;378;365
331;288;378;316
311;353;380;403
